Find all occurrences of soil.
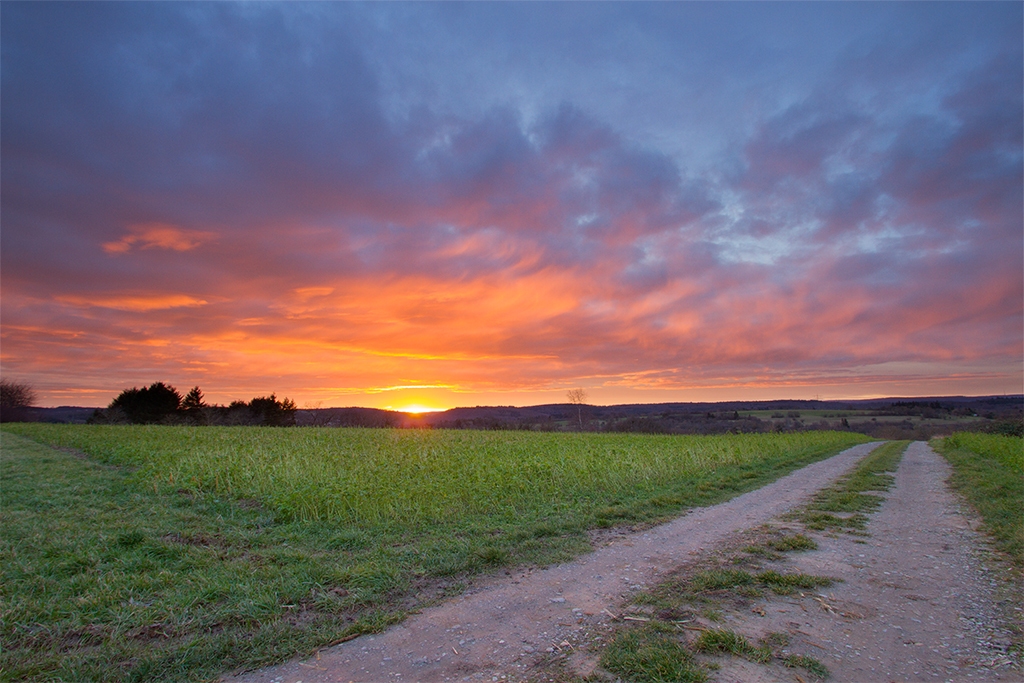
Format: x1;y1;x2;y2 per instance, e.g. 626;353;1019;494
222;442;1021;683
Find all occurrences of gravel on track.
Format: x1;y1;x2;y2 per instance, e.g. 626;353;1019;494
706;440;1021;683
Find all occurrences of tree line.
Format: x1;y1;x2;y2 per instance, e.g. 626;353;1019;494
89;382;297;426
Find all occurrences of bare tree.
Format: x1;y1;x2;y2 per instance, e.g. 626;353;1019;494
1;379;37;422
567;388;588;430
304;400;334;427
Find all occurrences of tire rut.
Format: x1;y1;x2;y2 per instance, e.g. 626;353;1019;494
647;441;1021;683
727;441;1021;682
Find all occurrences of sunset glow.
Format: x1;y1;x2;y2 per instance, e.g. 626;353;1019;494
1;3;1021;409
392;406;446;415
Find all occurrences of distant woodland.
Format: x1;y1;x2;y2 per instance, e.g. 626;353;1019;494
14;382;1023;440
85;382;298;426
414;396;1023;440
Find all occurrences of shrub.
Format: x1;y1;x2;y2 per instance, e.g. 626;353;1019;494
108;382;182;424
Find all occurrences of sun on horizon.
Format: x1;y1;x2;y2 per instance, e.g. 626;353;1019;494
390;404;446;415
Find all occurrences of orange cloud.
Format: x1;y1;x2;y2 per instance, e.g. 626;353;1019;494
55;293;208;312
103;223;215;254
291;286;336;300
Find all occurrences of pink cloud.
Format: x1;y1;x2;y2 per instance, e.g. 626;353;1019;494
54;293;209;312
102;224;215;255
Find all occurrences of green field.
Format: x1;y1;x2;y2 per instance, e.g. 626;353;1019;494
1;425;868;682
933;432;1024;567
740;409;985;427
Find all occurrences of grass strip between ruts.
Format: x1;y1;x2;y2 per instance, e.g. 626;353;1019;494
798;439;908;532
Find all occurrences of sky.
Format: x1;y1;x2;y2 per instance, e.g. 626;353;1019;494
2;2;1022;411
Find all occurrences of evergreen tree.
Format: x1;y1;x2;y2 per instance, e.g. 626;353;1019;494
182;386;207;424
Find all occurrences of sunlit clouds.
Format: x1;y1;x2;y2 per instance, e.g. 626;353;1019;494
1;3;1021;408
102;224;216;255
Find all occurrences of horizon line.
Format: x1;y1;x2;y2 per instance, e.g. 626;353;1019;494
31;392;1024;413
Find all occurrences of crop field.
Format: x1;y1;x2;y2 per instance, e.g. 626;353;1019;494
739;409;985;428
1;425;868;682
1;425;872;525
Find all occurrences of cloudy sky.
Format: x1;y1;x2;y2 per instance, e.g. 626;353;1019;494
2;2;1021;410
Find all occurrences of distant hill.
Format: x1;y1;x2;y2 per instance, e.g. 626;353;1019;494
23;395;1022;439
25;406;97;424
419;395;1022;422
411;395;1022;439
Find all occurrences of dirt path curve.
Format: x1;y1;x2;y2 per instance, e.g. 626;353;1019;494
729;440;1021;682
224;442;881;683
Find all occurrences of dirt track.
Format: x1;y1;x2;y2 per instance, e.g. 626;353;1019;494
224;443;882;683
708;441;1021;682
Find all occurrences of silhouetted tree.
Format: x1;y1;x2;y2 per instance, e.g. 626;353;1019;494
567;388;588;430
182;386;205;411
223;400;255;425
248;394;297;426
303;400;334;427
109;382;182;424
182;386;207;425
1;379;36;422
219;394;297;426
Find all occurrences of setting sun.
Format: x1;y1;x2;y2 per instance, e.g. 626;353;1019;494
392;405;445;415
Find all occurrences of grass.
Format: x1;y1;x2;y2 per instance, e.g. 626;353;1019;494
602;531;836;682
3;425;868;525
740;409;985;427
671;568;833;600
755;570;833;594
602;594;831;682
799;440;908;532
692;628;771;663
933;432;1024;567
601;626;707;683
741;532;817;560
782;653;830;679
765;533;817;552
0;426;868;682
0;433;405;682
690;629;827;677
